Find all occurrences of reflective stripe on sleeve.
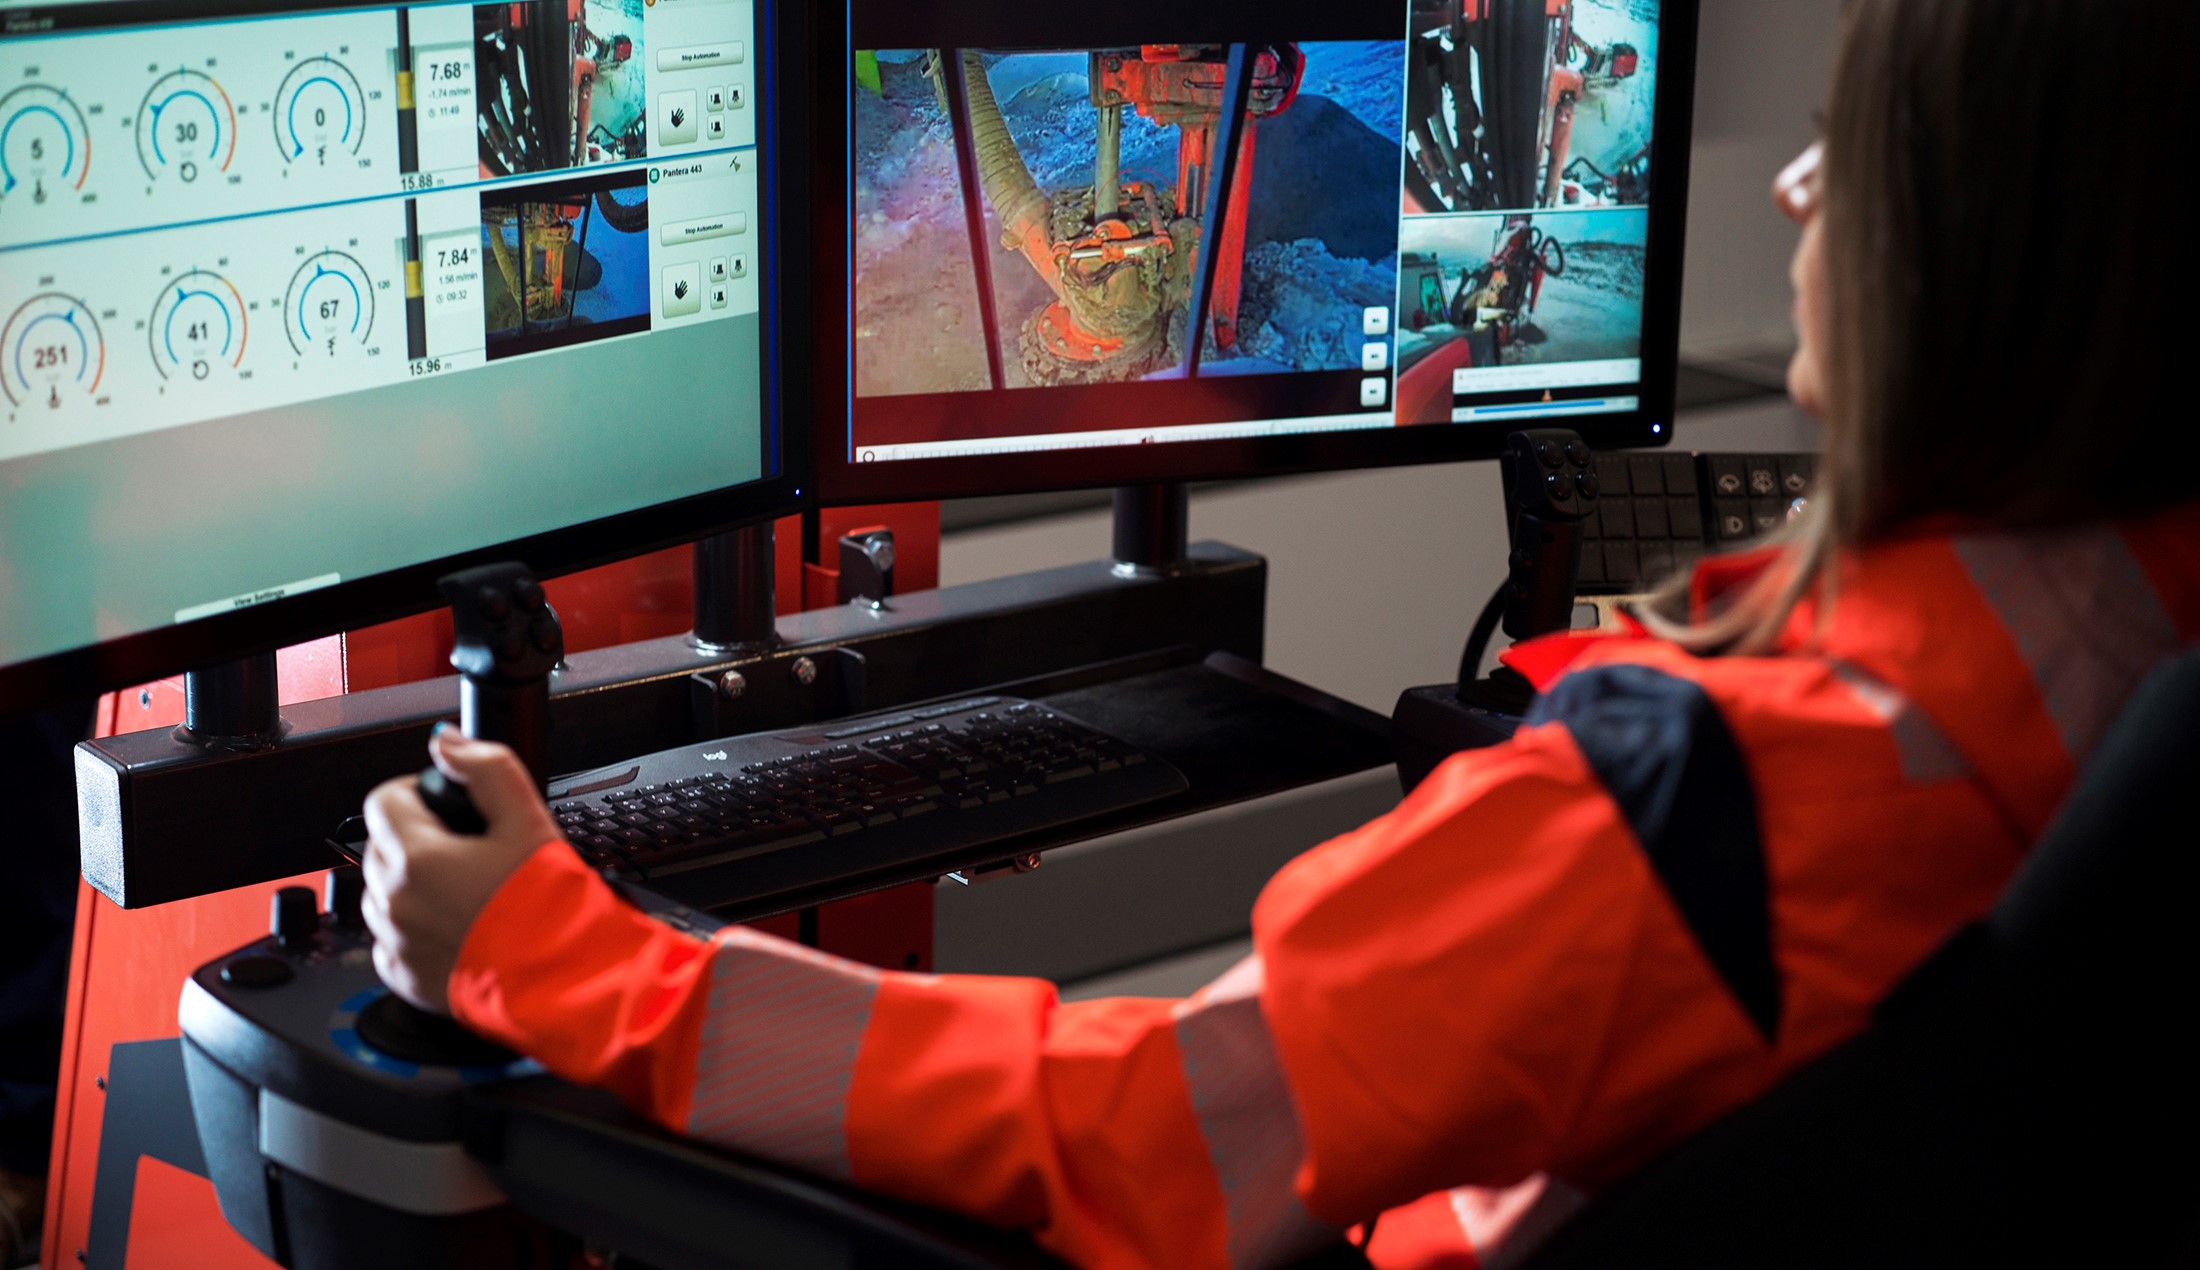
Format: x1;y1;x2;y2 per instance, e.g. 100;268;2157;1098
1827;660;1973;785
1447;1175;1589;1270
685;928;881;1180
1952;527;2180;768
1171;955;1340;1269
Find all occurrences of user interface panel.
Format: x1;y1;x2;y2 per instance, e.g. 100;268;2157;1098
845;0;1667;464
0;0;770;678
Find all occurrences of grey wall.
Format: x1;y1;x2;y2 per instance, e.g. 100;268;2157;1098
1680;0;1840;358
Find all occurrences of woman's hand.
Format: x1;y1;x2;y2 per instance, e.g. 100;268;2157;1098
361;729;562;1013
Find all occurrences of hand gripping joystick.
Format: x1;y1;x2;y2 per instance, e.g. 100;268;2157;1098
354;563;561;1063
416;563;564;832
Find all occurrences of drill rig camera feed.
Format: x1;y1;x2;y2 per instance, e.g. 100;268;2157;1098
478;171;651;358
1403;0;1659;213
1393;207;1647;424
476;0;648;176
852;41;1408;395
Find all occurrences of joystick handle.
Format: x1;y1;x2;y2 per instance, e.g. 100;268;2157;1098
1496;429;1598;643
415;562;563;834
418;765;488;834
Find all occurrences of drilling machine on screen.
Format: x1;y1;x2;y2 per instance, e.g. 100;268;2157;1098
478;0;641;176
1403;213;1568;366
933;44;1306;385
1404;0;1643;212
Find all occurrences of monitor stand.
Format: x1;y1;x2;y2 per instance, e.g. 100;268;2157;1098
1112;483;1189;575
176;653;285;751
690;522;780;653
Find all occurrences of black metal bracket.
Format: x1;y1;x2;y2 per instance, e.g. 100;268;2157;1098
688;644;869;740
78;544;1268;909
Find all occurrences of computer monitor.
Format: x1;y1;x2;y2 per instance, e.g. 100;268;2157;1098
0;0;800;715
814;0;1694;505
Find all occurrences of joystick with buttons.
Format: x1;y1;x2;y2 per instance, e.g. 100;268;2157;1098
1489;429;1600;653
176;564;577;1267
175;561;1082;1268
417;562;564;832
1391;429;1600;792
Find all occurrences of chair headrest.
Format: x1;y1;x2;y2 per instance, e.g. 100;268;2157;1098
1990;647;2200;957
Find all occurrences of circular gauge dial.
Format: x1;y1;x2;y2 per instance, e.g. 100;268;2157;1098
275;57;366;166
149;270;249;381
0;85;92;207
136;69;238;184
285;250;374;356
4;292;105;409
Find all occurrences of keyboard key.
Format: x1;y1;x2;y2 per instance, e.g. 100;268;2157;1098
1779;455;1816;497
1604;542;1642;588
1708;456;1747;499
1745;457;1781;500
1669;496;1705;540
847;801;898;828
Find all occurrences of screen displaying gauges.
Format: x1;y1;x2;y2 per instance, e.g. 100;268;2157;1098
0;0;784;705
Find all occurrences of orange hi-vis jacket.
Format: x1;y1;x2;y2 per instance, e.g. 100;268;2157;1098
448;506;2200;1269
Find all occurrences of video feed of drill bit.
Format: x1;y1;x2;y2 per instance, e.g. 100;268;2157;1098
844;0;1666;461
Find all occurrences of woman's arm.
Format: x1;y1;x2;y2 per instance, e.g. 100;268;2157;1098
432;714;1756;1268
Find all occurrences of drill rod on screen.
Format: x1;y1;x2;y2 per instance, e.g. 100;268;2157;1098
1177;44;1253;381
937;49;1009;393
394;8;419;175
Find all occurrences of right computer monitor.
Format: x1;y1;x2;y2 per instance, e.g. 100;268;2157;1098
812;0;1695;504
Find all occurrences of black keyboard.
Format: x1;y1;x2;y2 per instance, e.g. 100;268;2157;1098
544;696;1189;894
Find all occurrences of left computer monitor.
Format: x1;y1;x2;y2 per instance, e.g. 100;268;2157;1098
0;0;800;715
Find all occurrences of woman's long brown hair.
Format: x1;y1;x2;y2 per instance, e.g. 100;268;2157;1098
1644;0;2191;654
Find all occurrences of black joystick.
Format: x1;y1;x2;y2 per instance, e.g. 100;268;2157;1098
1392;429;1599;791
1457;428;1600;714
416;563;563;833
365;563;560;1066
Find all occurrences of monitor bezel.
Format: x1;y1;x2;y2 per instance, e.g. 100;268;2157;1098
810;0;1698;507
0;0;812;718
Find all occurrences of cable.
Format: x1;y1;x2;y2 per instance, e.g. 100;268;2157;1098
1459;578;1509;687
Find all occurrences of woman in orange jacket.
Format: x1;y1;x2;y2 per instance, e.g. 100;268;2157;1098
361;0;2197;1265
